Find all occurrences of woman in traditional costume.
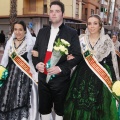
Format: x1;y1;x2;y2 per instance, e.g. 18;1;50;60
0;21;40;120
112;34;120;78
64;14;119;120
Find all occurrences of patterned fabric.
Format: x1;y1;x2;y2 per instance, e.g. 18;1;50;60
114;40;120;52
0;53;32;120
0;29;40;120
114;40;120;76
64;29;119;120
79;33;119;80
64;54;118;120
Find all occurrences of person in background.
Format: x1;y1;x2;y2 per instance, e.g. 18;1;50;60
0;30;5;48
112;34;120;77
0;21;40;120
32;1;81;120
30;28;36;37
64;14;119;120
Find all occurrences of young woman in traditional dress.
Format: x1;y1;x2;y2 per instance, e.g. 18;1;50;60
0;21;40;120
64;14;119;120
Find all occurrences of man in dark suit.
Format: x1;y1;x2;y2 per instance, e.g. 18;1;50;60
32;1;82;120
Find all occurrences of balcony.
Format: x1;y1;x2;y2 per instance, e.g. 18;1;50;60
23;7;48;15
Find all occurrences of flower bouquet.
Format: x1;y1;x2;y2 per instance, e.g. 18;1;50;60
0;65;8;87
46;38;70;83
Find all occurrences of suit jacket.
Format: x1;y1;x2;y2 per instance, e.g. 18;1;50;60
32;23;82;85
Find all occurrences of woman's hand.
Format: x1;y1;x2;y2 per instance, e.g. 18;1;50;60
31;50;38;57
67;54;75;60
36;62;45;73
115;50;120;57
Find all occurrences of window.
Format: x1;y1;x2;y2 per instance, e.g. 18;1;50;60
91;9;94;15
44;5;47;13
29;0;36;11
85;8;87;15
101;7;107;13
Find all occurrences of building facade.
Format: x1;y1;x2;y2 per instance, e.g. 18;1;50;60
0;0;85;36
0;0;119;37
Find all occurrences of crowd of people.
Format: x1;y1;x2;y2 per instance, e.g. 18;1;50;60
0;1;120;120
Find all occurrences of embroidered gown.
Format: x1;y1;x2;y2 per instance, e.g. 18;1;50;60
0;40;39;120
64;35;119;120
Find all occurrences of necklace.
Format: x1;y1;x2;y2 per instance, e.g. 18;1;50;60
16;37;25;41
89;35;100;47
14;37;25;49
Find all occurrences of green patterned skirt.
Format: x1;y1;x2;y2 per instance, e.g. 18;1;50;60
64;59;118;120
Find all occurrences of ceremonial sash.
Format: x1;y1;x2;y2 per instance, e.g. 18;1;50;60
80;36;112;92
9;43;38;85
43;51;52;74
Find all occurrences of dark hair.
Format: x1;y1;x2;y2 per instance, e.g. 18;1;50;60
13;21;26;31
87;14;103;29
50;1;65;14
1;30;4;34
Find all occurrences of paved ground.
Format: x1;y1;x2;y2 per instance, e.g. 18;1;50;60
0;47;4;63
0;51;3;62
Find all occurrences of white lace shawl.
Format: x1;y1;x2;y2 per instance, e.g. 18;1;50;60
114;40;120;51
0;28;40;120
0;28;38;81
79;27;120;80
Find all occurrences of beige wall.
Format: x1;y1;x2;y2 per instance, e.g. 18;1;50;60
61;0;73;17
0;0;23;16
47;0;51;14
0;0;80;20
17;0;23;15
37;0;44;14
79;1;82;19
0;0;10;16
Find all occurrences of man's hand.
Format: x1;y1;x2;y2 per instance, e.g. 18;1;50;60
47;66;61;75
36;62;45;73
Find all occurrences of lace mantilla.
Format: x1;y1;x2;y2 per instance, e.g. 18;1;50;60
15;40;27;56
86;35;113;62
79;33;120;79
114;40;120;51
